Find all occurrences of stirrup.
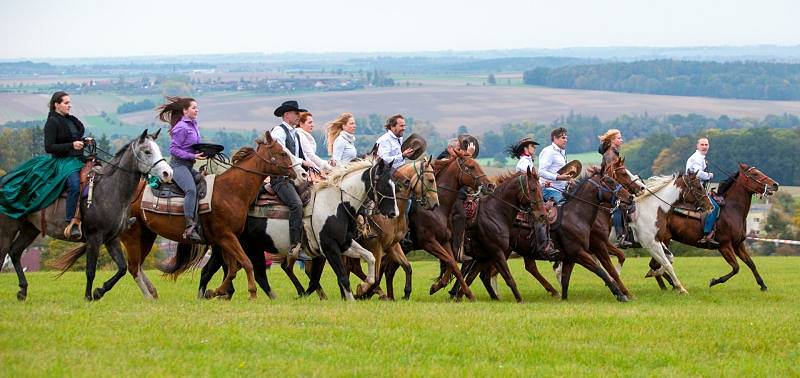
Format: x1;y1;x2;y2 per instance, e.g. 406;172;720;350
183;224;202;243
289;243;303;259
64;219;82;240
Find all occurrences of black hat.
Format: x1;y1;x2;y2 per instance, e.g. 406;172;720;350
273;100;307;117
507;137;540;158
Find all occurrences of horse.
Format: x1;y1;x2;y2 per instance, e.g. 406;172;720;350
198;158;404;300
382;150;494;301
648;163;779;291
447;168;549;302
10;129;172;301
56;132;298;300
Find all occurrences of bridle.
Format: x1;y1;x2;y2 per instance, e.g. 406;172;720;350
680;174;712;211
588;176;627;214
92;137;167;177
738;167;775;196
437;156;489;194
396;161;438;207
216;139;295;178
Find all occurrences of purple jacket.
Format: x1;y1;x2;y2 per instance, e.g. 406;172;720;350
170;116;200;161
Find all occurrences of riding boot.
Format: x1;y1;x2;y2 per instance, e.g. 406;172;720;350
64;219;83;240
183;219;203;244
615;234;633;249
698;230;720;248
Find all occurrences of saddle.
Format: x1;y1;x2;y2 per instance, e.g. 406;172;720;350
141;174;216;216
149;171;208;200
248;180;312;219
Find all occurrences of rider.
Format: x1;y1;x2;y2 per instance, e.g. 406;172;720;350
538;127;574;205
509;137;539;173
686;137;720;247
160;97;204;243
598;129;633;248
375;114;415;171
45;91;85;239
270;100;314;256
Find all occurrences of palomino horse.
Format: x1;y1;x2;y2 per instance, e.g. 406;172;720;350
382;150;493;301
198;159;401;300
648;163;779;291
449;168;549;302
613;171;713;294
113;133;297;300
12;130;173;300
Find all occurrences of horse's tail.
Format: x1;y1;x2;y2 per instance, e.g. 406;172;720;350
158;243;207;280
52;244;88;277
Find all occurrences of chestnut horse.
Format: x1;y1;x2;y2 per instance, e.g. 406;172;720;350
123;133;296;300
648;163;779;291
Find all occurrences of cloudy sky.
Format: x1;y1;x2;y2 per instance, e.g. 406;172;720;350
1;0;797;59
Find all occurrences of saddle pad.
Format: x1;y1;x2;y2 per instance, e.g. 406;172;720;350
141;174;216;216
248;203;291;219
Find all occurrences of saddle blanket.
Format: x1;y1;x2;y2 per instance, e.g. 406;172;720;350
247;181;311;220
141;174;216;216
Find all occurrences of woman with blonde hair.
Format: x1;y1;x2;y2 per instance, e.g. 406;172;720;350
598;128;623;170
327;112;357;165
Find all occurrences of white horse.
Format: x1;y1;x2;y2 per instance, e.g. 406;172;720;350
621;172;711;293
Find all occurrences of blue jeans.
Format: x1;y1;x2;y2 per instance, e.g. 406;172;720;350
64;171;80;222
704;196;720;234
543;188;564;205
612;207;624;236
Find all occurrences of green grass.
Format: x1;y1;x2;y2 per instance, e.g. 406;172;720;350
1;257;798;376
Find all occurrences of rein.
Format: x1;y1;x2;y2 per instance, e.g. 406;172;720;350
92;141;166;177
210;140;296;178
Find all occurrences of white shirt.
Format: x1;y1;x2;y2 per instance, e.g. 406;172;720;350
296;128;331;171
515;155;535;174
538;143;567;191
376;130;404;170
332;131;357;165
686;150;713;181
270;122;301;157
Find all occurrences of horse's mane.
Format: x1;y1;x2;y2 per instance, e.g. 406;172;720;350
494;171;523;186
635;174;676;199
431;157;453;173
99;141;132;175
231;147;256;165
716;172;738;196
315;160;374;190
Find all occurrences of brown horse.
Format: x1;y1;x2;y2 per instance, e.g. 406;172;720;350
378;150;494;301
114;133;296;300
449;168;549;302
649;163;779;291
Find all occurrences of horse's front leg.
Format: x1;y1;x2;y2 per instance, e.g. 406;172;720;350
92;238;128;300
342;241;376;298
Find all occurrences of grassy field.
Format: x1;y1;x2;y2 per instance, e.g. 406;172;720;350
1;257;798;376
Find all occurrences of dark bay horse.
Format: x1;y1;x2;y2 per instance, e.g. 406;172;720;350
383;150;494;301
14;130;173;300
449;168;549;302
89;133;296;300
649;163;779;291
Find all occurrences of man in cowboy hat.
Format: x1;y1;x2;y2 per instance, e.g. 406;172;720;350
538;127;575;205
375;114;416;171
270;100;314;256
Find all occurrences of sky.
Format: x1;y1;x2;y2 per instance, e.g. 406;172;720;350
1;0;797;59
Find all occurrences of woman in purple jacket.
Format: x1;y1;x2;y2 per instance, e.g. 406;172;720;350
158;97;205;242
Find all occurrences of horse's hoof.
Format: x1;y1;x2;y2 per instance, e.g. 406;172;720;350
709;278;717;287
267;291;278;300
92;288;105;300
616;294;629;302
16;290;27;301
549;291;560;297
84;295;93;302
644;269;657;278
203;290;215;299
760;286;768;292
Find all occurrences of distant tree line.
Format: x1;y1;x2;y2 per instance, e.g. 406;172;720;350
523;60;800;100
116;99;155;114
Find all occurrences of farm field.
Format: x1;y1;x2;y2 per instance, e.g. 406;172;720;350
1;257;798;376
5;85;800;137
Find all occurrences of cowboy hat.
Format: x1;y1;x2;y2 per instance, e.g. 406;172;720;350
557;159;583;178
273;100;307;117
401;133;428;160
458;134;480;158
191;143;225;159
508;137;540;158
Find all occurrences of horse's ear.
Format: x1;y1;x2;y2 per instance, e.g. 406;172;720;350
370;143;379;158
138;129;148;143
151;128;161;140
264;131;273;143
426;154;432;165
527;166;532;177
739;162;748;171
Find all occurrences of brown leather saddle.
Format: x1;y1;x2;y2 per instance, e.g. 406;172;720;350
248;181;312;219
150;171;208;200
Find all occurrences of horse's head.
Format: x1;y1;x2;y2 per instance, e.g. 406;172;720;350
453;152;494;194
676;171;713;212
366;159;399;218
256;132;297;179
605;157;644;196
133;129;173;182
596;174;633;209
519;167;547;216
394;156;439;211
738;163;779;198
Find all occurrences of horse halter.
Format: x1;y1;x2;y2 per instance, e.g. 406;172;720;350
228;139;295;177
396;161;437;207
131;139;167;177
455;157;490;194
739;167;775;196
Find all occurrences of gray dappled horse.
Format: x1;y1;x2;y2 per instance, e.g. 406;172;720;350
1;130;172;301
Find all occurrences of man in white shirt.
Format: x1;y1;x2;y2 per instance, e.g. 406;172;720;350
686;137;719;246
538;127;574;204
376;114;414;171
